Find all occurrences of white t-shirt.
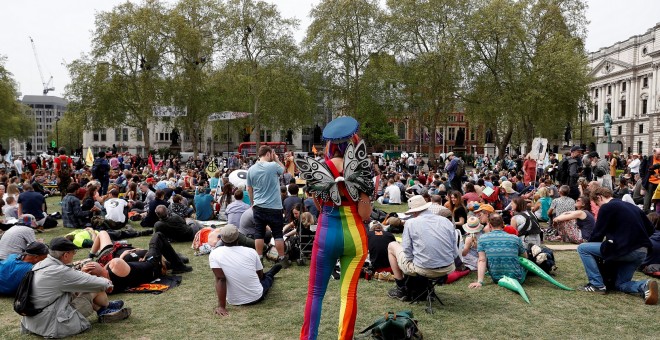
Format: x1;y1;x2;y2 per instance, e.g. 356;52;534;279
209;246;263;305
628;158;641;173
384;184;401;204
104;198;128;223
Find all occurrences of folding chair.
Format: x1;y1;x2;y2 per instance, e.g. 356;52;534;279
407;274;448;314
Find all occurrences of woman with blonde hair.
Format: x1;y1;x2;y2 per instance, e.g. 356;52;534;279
532;187;552;222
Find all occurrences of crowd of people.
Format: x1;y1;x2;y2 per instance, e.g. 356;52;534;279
0;139;659;338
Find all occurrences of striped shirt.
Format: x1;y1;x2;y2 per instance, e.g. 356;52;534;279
477;230;526;282
0;225;37;260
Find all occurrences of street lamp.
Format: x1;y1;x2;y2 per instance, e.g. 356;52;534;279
404;117;409;151
55;117;60;151
579;104;586;147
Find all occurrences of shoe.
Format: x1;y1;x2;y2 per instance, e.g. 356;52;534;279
139;229;154;237
579;283;606;294
276;255;290;269
98;307;131;323
107;300;124;310
377;272;395;282
644;280;658;305
171;265;193;274
177;252;190;264
388;286;408;301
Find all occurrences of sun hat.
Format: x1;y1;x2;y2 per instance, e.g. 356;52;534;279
463;216;484;234
474;204;494;214
500;181;515;194
322;116;359;142
405;195;432;214
219;224;239;243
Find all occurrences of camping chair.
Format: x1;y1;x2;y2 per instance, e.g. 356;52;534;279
406;274;448;314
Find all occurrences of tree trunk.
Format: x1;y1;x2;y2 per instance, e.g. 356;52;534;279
496;124;514;159
142;122;151;157
254;96;260;151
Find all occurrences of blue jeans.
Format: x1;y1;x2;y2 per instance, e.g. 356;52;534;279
577;242;648;295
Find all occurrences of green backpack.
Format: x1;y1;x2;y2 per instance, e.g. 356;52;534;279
359;310;423;340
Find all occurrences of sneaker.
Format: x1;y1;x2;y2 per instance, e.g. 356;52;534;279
579;283;606;294
644;280;658;305
276;255;290;269
107;300;124;310
269;263;283;277
171;265;193;274
139;229;154;237
388;286;408;300
98;307;131;323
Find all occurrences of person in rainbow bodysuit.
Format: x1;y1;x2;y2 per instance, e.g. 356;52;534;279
298;117;373;340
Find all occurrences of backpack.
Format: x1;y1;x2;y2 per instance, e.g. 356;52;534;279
518;211;542;236
58;156;71;180
359;310;423;340
14;266;55;316
456;159;466;178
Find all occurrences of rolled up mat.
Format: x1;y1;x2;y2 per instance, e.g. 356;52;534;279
518;257;573;291
498;275;530;304
446;269;471;284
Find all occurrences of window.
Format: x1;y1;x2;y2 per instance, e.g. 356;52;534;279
93;131;99;142
617;126;622;135
607;103;612;116
115;129;121;142
643;77;649;88
136;129;143;142
397;123;406;139
639;124;644;134
470;129;475;141
122;128;129;142
622;82;626;92
643;47;648;55
158;132;170;141
100;130;106;142
448;127;456;141
621;100;626;117
607;85;611;95
448;115;456;122
638;141;643;154
643;99;648;114
594;104;598;121
595;89;599;98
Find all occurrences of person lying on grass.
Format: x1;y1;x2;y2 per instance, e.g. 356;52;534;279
82;232;192;293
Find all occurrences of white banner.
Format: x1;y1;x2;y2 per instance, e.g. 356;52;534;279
152;106;187;117
530;138;548;160
208;111;252;121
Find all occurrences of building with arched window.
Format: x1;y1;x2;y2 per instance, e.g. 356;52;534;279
588;23;660;155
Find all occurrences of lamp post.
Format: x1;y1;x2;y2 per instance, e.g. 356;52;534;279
55;117;60;151
579;104;585;147
404;117;409;151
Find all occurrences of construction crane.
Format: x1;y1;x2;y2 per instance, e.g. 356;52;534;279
29;36;55;95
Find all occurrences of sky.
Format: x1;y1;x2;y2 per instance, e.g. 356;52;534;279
1;0;659;98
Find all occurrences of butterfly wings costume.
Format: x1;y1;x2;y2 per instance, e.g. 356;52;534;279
297;139;374;340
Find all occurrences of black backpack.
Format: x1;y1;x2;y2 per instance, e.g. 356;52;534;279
456;159;466;178
14;266;54;316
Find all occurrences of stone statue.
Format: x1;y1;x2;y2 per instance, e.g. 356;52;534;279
485;128;493;144
564;123;572;145
171;128;180;146
455;128;465;147
603;107;612;143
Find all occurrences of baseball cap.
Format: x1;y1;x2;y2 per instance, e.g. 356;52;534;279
219;224;239;243
50;237;78;251
22;242;49;256
474;204;494;214
588;151;599;158
570;145;583;152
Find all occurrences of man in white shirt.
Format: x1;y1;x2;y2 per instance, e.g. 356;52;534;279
103;189;128;229
379;179;402;205
14;157;23;175
209;225;282;316
628;153;641;178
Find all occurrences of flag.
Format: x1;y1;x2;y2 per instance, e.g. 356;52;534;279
312;145;318;154
205;158;218;177
148;155;156;172
4;150;12;163
85;147;94;167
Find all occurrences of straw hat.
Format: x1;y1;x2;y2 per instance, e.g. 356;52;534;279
500;181;515;194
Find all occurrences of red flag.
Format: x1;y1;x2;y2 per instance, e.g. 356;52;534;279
148;155;156;172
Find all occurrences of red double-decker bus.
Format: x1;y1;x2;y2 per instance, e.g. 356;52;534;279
237;142;287;157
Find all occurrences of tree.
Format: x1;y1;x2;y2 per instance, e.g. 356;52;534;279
461;0;590;158
216;0;311;148
65;0;171;154
0;57;33;144
304;0;388;120
385;0;466;160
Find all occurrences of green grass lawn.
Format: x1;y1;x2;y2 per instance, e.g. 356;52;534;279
0;200;657;339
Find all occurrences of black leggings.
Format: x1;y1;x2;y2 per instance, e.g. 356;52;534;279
145;232;185;270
